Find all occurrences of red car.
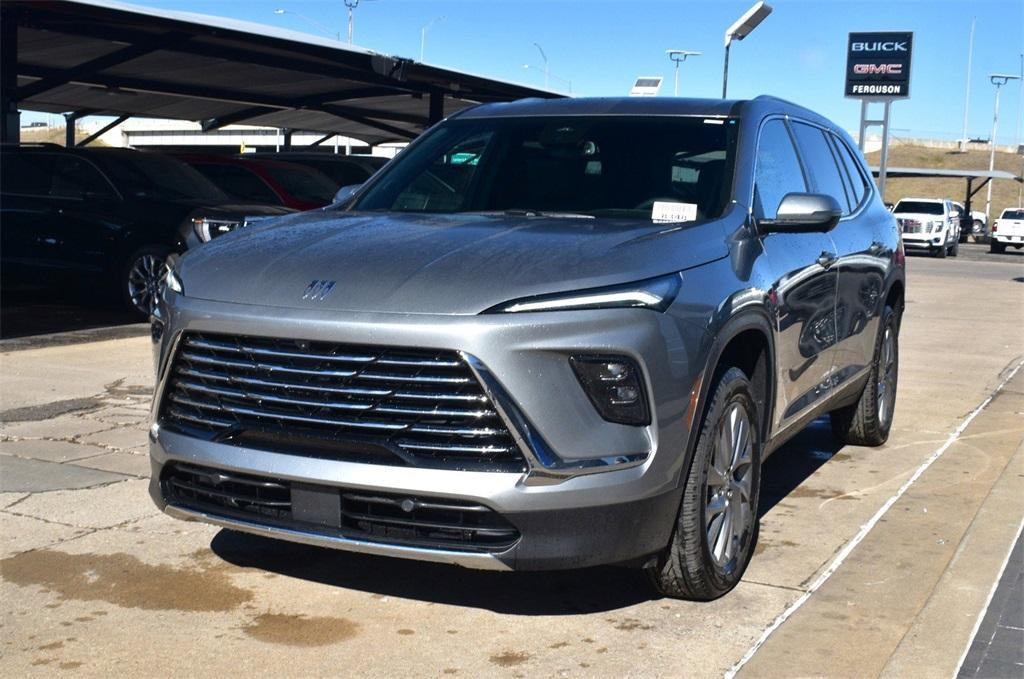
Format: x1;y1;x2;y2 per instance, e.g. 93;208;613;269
174;154;339;210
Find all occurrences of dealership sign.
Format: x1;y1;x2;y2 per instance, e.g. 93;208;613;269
845;32;913;98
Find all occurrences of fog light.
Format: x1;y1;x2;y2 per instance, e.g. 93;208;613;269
570;355;650;425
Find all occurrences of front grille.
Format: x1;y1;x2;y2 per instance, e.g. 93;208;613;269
899;219;922;234
159;332;524;472
162;463;520;552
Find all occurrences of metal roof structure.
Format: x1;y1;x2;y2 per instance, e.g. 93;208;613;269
0;0;561;146
868;167;1023;182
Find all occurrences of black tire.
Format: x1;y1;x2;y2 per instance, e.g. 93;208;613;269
830;305;899;447
645;367;761;600
949;240;959;257
121;245;171;318
990;241;1006;254
933;243;947;258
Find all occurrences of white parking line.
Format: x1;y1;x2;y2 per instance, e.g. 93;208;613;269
725;358;1024;679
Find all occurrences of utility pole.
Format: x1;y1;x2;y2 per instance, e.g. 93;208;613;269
986;73;1021;218
959;17;976;151
533;43;549;89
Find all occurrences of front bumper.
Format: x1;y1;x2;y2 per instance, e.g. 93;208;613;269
900;233;946;250
148;293;708;569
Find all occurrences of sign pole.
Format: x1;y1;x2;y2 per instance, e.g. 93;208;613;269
858;99;869;152
878;100;892;199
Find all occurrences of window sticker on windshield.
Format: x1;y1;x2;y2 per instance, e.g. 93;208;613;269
652;201;697;224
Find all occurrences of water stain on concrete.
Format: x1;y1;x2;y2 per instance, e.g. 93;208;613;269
397;629;415;636
788;486;857;500
59;661;83;670
242;613;359;647
38;641;63;651
0;549;253;612
612;618;654;632
489;651;530;667
548;641;570;649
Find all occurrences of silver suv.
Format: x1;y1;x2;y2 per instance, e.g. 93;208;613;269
149;96;905;600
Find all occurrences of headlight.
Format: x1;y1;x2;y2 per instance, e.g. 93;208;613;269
193;217;240;243
164;263;183;295
485;274;682;314
928;220;944;231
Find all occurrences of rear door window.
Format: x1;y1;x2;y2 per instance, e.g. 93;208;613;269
791;122;851;214
830;135;870;211
754;119;808;219
192;164;279;204
50;156;118;200
0;152;56;197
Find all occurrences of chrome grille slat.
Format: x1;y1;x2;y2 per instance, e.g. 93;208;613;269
160;332;524;472
177;366;393;398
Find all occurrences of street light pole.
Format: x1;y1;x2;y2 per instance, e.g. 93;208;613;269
721;2;772;99
533;42;549;89
666;50;701;97
985;73;1021;219
959;17;976;151
522;65;571;93
420;16;444;62
272;8;340;40
343;0;372;45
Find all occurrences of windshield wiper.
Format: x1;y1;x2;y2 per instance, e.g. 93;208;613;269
496;209;596;220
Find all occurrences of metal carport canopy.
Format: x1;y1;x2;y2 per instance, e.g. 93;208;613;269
868;167;1023;182
1;0;562;146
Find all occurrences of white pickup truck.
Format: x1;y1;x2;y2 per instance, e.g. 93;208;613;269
990;208;1024;254
893;198;961;258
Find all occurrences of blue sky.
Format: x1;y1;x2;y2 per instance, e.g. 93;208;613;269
40;0;1024;143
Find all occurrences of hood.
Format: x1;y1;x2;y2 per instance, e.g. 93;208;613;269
177;209;731;315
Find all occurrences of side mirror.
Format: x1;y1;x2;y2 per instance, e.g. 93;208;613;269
759;193;842;233
332;183;363;205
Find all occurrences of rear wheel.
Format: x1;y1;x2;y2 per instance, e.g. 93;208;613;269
645;367;761;600
122;246;171;317
831;305;899;446
990;241;1006;254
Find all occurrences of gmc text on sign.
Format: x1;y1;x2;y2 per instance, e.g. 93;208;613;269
845;31;913;99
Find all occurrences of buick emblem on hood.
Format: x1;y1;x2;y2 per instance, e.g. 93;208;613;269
302;279;336;302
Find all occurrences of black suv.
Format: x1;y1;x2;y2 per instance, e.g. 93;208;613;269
1;146;291;315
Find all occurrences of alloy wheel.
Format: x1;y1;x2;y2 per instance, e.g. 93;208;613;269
705;401;755;572
126;253;168;315
876;326;897;427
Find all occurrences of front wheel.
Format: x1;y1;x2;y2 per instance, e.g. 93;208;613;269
831;305;899;446
122;245;171;318
949;240;959;257
933;243;947;258
645;367;761;600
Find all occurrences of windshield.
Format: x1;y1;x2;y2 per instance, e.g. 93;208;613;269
1001;209;1024;220
90;152;227;201
894;200;944;215
354;116;737;220
264;163;339;204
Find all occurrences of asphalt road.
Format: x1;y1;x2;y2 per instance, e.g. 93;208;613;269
1;254;1022;677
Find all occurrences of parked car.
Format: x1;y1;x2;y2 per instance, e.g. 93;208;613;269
892;197;961;257
150;96;904;600
175;154;339;210
0;146;291;316
239;152;389;188
951;201;987;241
990;207;1024;253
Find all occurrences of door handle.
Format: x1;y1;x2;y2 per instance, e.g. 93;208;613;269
817;251;838;269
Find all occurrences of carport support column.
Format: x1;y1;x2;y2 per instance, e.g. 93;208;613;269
0;9;19;144
428;91;444;125
64;112;82;147
282;128;293;150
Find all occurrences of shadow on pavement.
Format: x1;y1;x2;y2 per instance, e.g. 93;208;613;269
211;529;657;615
0;290;143;344
757;416;843;518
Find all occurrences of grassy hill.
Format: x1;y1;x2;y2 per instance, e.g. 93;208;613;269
19;125;108;147
864;145;1023;219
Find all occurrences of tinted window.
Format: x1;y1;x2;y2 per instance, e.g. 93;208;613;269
88;151;226;201
0;152;55;196
356;116;737;219
193;164;279;204
1001;209;1024;220
50;156;117;200
263;163;338;205
831;136;869;208
302;160;372;187
893;200;944;215
754;119;807;219
791;123;850;213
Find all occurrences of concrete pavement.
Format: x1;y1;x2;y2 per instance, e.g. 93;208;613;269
1;254;1022;677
